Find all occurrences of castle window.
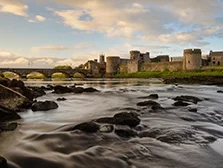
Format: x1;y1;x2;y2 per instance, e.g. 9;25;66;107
213;57;215;60
213;61;215;64
218;61;220;65
188;61;190;64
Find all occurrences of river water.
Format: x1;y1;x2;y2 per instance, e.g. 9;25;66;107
1;78;223;168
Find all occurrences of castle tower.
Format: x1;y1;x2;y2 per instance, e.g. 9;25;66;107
106;56;120;76
183;49;202;70
99;54;105;64
130;50;140;60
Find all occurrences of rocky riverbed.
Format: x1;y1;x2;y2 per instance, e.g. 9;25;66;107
1;78;223;168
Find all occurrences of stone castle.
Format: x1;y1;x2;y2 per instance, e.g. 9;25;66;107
83;49;223;77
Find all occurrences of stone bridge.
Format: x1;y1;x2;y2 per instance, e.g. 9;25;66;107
0;68;92;78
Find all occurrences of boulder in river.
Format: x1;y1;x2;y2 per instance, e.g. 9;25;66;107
139;94;159;99
72;122;100;133
96;112;140;128
137;100;161;107
31;101;58;111
84;87;99;93
115;125;137;138
0;84;31;111
0;106;21;122
173;101;190;107
173;95;202;104
57;97;67;101
0;122;18;132
0;156;8;168
72;87;84;93
53;85;73;94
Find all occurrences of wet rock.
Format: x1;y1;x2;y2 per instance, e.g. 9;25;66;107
115;125;137;138
202;136;217;143
137;100;161;107
0;123;18;131
139;94;159;99
188;108;197;112
95;117;114;124
72;122;100;133
31;101;58;111
173;101;190;107
0;156;8;168
0;106;21;122
113;112;140;127
57;97;67;101
29;87;46;98
151;105;164;111
0;84;31;111
173;95;202;104
180;116;195;122
53;85;73;94
72;87;84;94
217;90;223;93
99;124;114;133
95;112;140;128
47;84;54;90
0;78;9;86
84;87;99;93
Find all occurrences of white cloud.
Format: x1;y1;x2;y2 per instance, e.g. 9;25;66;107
35;15;46;22
50;0;223;46
31;43;94;52
0;0;28;16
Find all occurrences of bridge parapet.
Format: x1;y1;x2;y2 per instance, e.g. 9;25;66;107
0;68;91;78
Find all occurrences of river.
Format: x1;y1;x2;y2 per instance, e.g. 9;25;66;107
1;78;223;168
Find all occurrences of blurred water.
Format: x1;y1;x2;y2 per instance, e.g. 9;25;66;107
1;79;223;168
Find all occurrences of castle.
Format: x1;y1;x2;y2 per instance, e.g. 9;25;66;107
83;49;223;77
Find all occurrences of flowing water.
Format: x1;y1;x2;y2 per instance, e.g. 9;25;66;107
1;78;223;168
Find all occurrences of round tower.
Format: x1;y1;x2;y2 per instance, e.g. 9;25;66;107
183;49;202;70
99;54;105;64
130;50;140;60
106;56;120;76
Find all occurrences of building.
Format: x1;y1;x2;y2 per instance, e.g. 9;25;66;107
209;50;223;66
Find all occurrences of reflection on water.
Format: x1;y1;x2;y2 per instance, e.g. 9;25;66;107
1;78;223;168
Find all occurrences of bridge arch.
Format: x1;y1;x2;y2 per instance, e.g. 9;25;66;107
2;71;20;78
26;72;46;79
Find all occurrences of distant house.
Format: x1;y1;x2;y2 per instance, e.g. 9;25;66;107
209;51;223;66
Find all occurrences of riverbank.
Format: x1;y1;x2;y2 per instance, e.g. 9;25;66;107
115;70;223;85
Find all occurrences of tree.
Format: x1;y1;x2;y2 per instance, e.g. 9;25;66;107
53;65;72;70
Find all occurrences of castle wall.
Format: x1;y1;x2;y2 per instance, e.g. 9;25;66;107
142;62;183;71
106;56;120;76
119;64;128;73
128;60;139;73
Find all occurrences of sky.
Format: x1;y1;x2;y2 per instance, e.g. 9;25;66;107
0;0;223;68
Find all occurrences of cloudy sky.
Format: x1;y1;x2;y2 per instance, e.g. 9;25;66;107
0;0;223;68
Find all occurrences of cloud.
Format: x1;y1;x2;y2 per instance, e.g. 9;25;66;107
35;15;46;22
31;43;94;52
0;0;28;16
50;0;223;46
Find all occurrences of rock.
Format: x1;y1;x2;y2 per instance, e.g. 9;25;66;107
151;105;164;111
137;100;161;107
0;77;9;87
0;123;18;131
217;90;223;93
99;124;114;133
57;97;67;101
173;95;202;104
84;87;99;93
0;106;21;122
53;85;73;94
29;87;46;98
173;101;190;107
139;94;159;99
72;87;84;93
95;112;141;128
180;116;195;122
115;125;137;138
113;112;140;127
72;122;100;133
31;101;58;111
0;156;8;168
8;79;25;89
95;117;114;124
188;108;197;112
0;84;31;111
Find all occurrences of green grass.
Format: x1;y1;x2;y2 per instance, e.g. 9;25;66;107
115;70;223;78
